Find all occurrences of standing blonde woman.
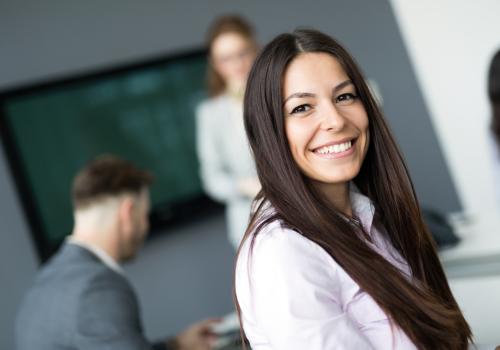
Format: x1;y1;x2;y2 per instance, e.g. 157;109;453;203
196;15;260;249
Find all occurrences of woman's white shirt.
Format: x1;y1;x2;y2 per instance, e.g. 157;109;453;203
196;94;257;248
235;189;417;350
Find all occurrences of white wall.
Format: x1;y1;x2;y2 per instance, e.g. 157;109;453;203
390;1;500;345
449;276;500;345
389;0;500;213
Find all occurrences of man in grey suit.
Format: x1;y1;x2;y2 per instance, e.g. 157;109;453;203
15;155;219;350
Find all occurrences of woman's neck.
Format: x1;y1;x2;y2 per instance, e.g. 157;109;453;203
315;181;352;217
225;81;245;100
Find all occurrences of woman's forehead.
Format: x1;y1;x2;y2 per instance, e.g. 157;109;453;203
282;52;350;96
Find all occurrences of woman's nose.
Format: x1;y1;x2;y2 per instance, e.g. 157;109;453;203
319;100;345;132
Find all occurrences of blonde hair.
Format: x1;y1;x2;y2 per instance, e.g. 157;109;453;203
205;15;256;97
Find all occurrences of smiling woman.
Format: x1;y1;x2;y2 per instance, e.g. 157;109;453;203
283;53;369;212
234;29;472;350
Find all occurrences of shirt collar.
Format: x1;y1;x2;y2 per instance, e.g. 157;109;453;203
349;183;376;234
67;237;124;275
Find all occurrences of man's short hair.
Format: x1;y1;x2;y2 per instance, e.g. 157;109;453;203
72;155;153;210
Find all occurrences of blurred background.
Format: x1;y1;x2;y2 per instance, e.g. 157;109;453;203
1;0;499;348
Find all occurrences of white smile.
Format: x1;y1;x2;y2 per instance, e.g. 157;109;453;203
315;141;353;155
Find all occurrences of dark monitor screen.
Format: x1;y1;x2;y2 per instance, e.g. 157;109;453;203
0;49;220;262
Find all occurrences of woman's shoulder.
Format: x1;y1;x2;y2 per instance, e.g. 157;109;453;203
238;213;339;277
251;220;312;250
235;211;345;305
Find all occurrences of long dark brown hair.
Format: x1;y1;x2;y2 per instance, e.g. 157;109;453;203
205;15;256;97
234;29;472;349
489;48;500;148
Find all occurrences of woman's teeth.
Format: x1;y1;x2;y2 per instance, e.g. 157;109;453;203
316;141;352;154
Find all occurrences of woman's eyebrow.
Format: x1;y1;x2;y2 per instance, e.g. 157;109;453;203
333;80;353;93
282;92;315;106
282;79;353;106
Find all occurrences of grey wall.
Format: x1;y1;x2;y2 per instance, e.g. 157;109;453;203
0;0;461;348
0;142;38;348
124;214;236;341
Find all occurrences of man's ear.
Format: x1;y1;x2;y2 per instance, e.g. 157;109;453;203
118;196;135;227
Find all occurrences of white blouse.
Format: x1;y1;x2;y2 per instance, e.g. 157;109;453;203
196;94;257;248
235;188;417;349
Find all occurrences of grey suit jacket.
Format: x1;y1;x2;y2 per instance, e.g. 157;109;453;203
15;243;168;350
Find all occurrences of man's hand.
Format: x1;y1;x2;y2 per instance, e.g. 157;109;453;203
171;318;220;350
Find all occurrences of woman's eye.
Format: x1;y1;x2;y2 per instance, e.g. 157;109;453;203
336;93;357;104
290;104;311;114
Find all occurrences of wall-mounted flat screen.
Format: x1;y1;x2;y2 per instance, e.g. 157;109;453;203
0;49;220;262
